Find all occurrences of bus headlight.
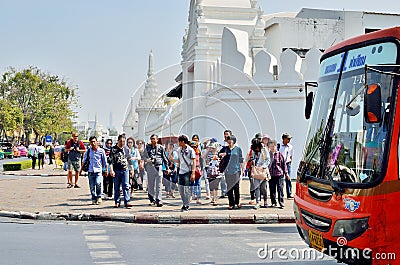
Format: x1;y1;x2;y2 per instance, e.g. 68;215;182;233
332;217;369;241
293;201;301;222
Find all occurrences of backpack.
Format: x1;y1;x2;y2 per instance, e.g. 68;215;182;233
61;148;69;162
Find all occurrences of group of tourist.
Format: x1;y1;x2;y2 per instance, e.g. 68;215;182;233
63;129;294;212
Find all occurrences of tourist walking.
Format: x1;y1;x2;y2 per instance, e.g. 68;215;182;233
171;135;196;211
268;140;288;208
102;139;113;199
165;142;178;198
249;139;270;209
136;139;146;190
190;139;202;204
143;134;169;207
127;137;141;197
82;136;108;205
202;141;221;205
279;133;294;199
28;142;38;170
109;134;133;208
37;142;46;169
65;132;86;188
220;135;244;210
218;130;232;197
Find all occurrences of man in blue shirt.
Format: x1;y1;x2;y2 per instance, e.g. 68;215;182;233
82;136;108;205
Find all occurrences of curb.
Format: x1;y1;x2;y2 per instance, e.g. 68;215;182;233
0;172;67;177
0;210;295;224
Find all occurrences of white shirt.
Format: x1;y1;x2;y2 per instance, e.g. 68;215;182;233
37;145;45;154
177;145;196;174
279;143;294;163
28;144;38;157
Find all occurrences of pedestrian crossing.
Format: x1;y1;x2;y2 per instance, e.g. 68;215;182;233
83;229;126;265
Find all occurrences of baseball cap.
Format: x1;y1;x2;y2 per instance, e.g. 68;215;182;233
255;133;262;139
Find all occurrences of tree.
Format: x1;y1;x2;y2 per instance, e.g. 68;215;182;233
0;98;23;141
0;66;79;145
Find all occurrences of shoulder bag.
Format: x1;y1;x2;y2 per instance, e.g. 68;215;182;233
182;151;202;180
82;149;91;172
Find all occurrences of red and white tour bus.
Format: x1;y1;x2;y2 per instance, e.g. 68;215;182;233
295;27;400;264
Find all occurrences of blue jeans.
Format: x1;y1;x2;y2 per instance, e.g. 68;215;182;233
113;169;130;205
88;172;103;201
178;172;192;207
191;177;202;199
285;162;292;197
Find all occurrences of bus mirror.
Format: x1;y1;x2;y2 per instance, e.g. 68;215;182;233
305;92;314;119
304;82;318;119
364;83;382;123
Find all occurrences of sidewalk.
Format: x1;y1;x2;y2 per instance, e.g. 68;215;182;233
0;163;295;224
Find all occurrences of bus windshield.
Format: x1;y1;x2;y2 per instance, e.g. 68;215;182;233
302;41;397;187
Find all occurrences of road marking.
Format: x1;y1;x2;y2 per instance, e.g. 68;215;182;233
246;241;307;247
83;229;126;265
90;251;122;259
87;242;117;249
85;235;110;241
83;229;107;235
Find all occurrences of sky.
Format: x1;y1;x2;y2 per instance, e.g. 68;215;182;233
1;0;400;131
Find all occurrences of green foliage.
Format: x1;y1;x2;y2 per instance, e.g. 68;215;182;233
0;98;23;132
3;160;32;171
0;66;79;143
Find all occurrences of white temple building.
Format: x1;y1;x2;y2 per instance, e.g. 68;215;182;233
123;0;400;177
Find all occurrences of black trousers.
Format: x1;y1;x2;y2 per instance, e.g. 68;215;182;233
103;175;113;197
227;182;240;207
269;176;284;206
31;156;37;169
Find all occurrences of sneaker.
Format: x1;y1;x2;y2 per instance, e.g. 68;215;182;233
181;206;189;212
67;183;73;189
279;203;284;208
96;198;102;205
287;195;294;199
156;202;163;207
253;203;260;210
74;184;80;188
92;200;96;205
262;202;268;208
271;203;277;207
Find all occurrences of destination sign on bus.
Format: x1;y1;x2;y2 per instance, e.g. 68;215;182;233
320;42;398;77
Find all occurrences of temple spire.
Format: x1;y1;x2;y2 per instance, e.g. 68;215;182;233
147;49;154;78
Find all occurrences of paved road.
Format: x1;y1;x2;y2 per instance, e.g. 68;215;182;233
0;217;337;265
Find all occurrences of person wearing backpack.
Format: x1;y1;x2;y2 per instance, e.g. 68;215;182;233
65;132;86;188
268;140;288;209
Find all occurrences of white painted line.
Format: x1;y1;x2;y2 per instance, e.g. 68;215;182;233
83;230;107;235
246;241;307;247
90;251;122;259
85;235;110;241
87;242;116;249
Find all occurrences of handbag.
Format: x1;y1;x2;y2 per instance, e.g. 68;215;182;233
81;149;91;172
251;166;270;181
194;167;202;180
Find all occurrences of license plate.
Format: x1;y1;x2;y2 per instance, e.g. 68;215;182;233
308;229;324;251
